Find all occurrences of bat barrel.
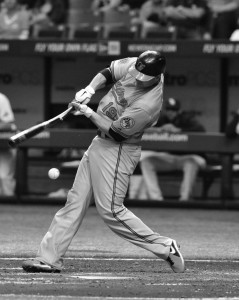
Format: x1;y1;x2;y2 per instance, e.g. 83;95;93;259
8;106;74;148
8;125;44;148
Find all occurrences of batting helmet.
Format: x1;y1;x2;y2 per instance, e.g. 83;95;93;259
129;50;166;82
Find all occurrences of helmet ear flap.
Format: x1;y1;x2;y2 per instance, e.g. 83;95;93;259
154;74;161;82
160;60;166;74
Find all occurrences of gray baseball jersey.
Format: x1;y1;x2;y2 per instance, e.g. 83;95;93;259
97;57;164;143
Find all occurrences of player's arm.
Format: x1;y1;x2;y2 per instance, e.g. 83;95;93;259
176;5;205;19
89;111;113;134
79;109;141;142
74;58;134;105
69;104;150;142
70;99;136;141
87;66;115;91
108;108;151;142
74;67;114;105
68;97;113;133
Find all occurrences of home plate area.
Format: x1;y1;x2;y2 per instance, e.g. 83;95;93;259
0;258;239;299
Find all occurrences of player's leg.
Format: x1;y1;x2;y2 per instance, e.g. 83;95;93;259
89;138;185;272
179;155;206;201
140;152;177;200
0;150;16;196
128;174;148;200
140;156;164;200
22;150;93;272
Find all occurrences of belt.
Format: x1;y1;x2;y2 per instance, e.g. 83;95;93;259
97;129;110;139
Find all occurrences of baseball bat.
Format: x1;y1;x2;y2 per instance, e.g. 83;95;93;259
8;106;74;148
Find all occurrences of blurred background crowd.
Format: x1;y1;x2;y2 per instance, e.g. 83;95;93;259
0;0;239;201
0;0;239;41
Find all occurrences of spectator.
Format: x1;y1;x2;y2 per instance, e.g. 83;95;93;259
163;0;210;40
0;0;31;39
91;0;144;16
30;0;68;33
91;0;108;13
18;0;38;9
116;0;148;12
122;0;147;10
0;92;17;196
131;0;170;38
207;0;239;40
139;97;206;201
226;107;239;138
91;0;122;15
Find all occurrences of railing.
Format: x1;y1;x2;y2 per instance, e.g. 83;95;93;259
1;129;238;200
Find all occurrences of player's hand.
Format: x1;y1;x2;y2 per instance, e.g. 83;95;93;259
69;101;93;118
75;86;95;105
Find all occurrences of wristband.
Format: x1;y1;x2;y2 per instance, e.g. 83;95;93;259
85;85;95;95
84;106;93;118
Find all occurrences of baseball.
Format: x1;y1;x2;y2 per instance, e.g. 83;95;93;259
48;168;60;180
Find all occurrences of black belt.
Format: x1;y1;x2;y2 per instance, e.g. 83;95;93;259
97;129;110;139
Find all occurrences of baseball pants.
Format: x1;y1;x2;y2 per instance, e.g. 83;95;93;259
0;149;16;196
37;136;172;269
140;151;206;200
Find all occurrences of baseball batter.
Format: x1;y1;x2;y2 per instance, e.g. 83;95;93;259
22;51;185;273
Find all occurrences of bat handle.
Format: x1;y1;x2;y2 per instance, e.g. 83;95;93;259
44;106;74;125
59;106;74;120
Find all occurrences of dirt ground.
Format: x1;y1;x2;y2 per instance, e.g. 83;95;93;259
0;204;239;299
0;258;239;298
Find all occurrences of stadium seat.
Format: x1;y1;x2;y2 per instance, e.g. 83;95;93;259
145;29;174;40
69;0;92;10
67;9;102;39
37;28;65;39
102;9;133;39
108;30;136;39
31;25;65;39
73;29;99;40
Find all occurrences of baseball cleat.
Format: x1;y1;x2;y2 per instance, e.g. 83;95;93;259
22;259;61;273
166;240;185;273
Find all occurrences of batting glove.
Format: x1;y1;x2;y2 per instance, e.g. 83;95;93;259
75;85;95;105
69;101;93;118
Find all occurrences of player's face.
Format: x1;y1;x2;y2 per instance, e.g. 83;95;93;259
135;76;160;88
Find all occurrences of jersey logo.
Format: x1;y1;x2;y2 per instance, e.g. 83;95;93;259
112;81;127;107
106;107;118;120
136;61;145;71
120;117;135;129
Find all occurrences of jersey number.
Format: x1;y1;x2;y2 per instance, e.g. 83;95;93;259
102;102;118;121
